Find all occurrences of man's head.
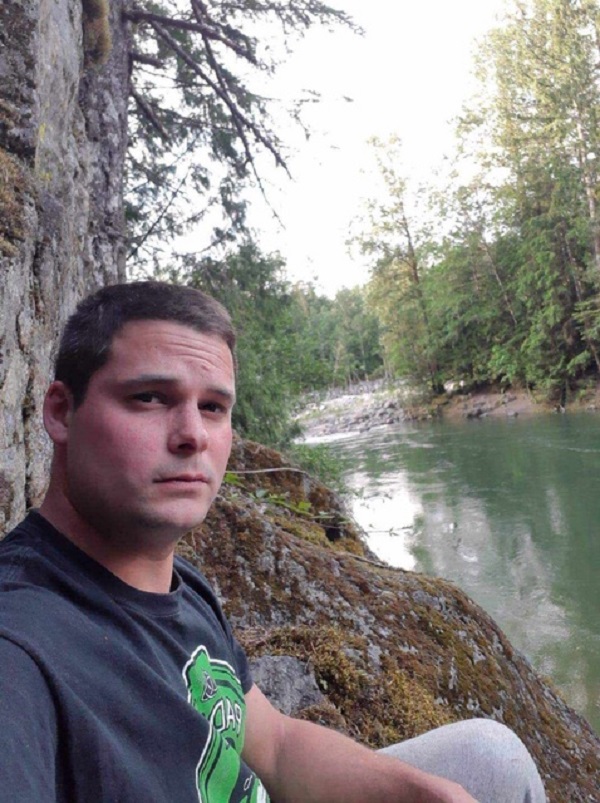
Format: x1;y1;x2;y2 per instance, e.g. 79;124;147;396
55;281;236;407
41;282;237;567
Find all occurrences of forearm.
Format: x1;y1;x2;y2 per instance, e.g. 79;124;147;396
256;716;475;803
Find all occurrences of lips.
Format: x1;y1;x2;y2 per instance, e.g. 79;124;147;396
155;474;209;484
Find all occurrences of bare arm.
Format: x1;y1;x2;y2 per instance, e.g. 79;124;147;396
242;685;478;803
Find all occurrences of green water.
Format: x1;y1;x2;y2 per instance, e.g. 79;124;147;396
322;413;600;734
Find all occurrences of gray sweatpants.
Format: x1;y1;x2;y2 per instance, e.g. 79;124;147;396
379;719;547;802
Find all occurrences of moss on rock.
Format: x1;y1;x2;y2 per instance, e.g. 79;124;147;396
0;147;28;256
82;0;112;66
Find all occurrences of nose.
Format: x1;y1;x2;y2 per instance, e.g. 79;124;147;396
168;404;208;454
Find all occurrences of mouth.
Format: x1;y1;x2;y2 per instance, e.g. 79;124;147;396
155;474;210;484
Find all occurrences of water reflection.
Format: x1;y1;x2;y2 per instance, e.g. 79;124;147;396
323;414;600;734
349;472;420;570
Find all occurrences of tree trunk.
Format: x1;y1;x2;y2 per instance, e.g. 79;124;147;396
0;0;130;531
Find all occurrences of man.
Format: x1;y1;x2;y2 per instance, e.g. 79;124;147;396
0;281;546;802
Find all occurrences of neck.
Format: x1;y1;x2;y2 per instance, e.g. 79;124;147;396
39;483;176;594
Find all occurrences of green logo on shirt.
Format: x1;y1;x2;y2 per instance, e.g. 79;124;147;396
183;646;269;803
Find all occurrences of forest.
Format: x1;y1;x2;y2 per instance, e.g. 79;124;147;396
178;0;600;443
3;0;600;516
141;0;600;446
358;0;600;406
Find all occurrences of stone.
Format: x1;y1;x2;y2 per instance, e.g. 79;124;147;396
249;655;325;715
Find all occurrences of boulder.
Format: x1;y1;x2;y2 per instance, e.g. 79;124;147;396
249;655;325;715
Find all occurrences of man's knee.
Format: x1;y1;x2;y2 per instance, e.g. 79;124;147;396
380;718;546;803
456;720;540;784
457;718;528;760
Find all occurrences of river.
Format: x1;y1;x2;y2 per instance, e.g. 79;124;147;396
317;413;600;735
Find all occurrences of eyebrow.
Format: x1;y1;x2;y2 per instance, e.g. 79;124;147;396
119;375;236;404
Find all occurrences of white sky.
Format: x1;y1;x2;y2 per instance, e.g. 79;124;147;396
244;0;508;297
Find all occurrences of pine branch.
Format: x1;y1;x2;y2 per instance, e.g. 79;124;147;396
131;87;169;139
150;20;288;174
129;167;193;259
125;6;256;64
197;21;274;198
130;50;165;69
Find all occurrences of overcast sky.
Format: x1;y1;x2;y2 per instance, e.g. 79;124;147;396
242;0;508;296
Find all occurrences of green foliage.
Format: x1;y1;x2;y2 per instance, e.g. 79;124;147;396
355;1;600;399
125;3;600;431
165;242;381;448
285;443;350;496
272;283;383;395
355;138;443;393
173;242;303;447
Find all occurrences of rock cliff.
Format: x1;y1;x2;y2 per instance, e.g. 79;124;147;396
180;437;600;803
0;0;128;530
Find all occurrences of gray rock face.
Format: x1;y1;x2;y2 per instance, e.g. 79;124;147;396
249;655;325;715
0;0;129;529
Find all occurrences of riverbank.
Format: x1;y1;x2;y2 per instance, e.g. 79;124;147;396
297;381;600;439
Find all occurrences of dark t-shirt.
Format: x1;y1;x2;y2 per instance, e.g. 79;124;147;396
0;512;269;802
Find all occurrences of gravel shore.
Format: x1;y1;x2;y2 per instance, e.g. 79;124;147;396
295;382;590;440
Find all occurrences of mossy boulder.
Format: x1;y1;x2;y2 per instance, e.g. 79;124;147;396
179;437;599;802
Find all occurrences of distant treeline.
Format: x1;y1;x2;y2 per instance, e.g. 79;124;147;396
357;0;600;403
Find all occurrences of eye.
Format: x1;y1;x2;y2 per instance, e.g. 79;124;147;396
132;391;165;405
199;401;228;415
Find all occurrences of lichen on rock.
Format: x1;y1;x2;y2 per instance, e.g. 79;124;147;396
179;436;600;803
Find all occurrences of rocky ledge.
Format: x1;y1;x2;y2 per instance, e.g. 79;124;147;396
178;437;599;802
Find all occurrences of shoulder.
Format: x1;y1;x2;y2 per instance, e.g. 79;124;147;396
0;512;45;567
0;510;69;584
1;510;52;544
0;634;52;691
0;513;66;630
0;634;58;746
0;635;60;796
0;513;110;656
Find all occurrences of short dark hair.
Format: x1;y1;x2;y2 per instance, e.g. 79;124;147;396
55;281;236;407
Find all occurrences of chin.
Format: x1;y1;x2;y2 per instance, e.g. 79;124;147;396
145;504;210;535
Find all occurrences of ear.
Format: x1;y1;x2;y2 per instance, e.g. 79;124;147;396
43;381;75;445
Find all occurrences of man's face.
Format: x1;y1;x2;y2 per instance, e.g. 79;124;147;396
61;320;235;548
